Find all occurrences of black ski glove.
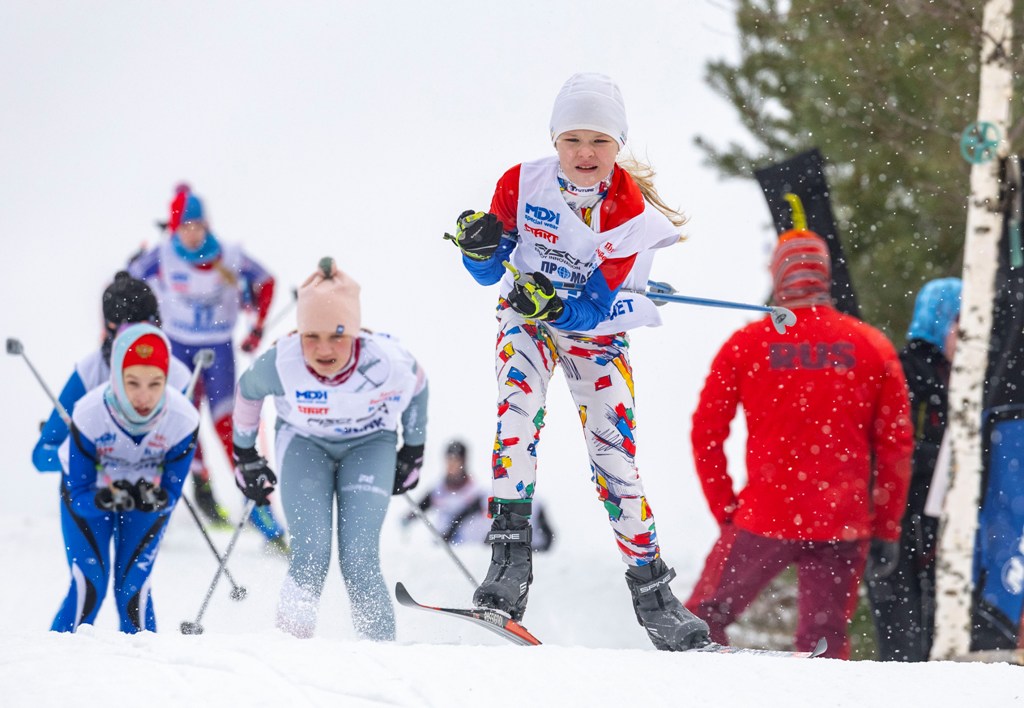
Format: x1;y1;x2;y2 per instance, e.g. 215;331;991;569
132;479;170;512
505;263;565;321
393;444;425;495
866;539;900;582
443;210;504;261
95;480;137;512
233;445;277;507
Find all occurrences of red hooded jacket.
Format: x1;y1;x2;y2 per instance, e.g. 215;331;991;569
691;305;913;542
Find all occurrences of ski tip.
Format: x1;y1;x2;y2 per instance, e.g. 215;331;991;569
394;582;413;606
811;636;828;657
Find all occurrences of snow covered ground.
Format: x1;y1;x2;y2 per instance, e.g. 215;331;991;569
1;3;1021;707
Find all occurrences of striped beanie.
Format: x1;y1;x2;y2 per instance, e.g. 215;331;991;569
168;185;205;233
770;229;832;308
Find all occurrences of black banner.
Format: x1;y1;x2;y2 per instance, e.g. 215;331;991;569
754;148;860;318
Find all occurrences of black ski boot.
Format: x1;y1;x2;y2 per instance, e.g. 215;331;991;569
625;559;711;651
472;501;533;621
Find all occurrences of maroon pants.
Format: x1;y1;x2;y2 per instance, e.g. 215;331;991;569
685;525;868;659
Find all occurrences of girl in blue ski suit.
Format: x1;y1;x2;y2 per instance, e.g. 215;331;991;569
53;323;199;633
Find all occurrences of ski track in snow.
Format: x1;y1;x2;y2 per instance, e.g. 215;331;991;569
2;495;1022;708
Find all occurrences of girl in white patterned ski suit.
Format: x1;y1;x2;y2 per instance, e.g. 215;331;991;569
446;72;710;651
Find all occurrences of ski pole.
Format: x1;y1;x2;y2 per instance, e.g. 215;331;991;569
642;281;797;334
179;495;247;601
6;338;71;425
178;347;248;601
180;498;256;635
401;493;479;588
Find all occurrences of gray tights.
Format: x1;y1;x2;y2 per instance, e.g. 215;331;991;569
277;430;397;640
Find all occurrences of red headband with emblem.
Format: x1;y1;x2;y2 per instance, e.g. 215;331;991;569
121;332;170;374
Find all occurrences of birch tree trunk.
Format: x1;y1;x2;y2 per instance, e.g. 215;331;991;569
932;0;1014;660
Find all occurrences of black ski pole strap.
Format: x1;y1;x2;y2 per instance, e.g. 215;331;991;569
488;497;532;518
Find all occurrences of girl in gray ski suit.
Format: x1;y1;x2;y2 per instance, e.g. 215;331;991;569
231;260;428;640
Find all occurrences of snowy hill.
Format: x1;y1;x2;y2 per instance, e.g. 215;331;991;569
1;3;1021;707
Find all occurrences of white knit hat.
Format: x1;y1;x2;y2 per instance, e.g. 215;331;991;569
296;261;361;336
549;72;628;147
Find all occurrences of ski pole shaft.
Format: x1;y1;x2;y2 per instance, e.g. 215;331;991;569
180;494;246;599
6;338;70;425
182;498;255;633
402;493;479;588
640;284;797;334
645;290;773;314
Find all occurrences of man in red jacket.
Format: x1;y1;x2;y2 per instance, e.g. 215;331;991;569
685;228;913;659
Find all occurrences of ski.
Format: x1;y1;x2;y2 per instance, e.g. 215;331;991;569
690;636;828;659
396;582;825;657
394;582;542;646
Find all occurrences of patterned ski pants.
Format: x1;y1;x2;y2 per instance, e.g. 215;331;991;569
491;306;660;567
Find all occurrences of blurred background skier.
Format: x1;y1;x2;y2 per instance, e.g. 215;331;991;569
406;439;554;551
129;185;287;551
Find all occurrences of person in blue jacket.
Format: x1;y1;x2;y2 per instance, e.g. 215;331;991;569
54;323;200;632
33;271;191;473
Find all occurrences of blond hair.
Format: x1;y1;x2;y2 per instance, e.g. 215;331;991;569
617;156;688;232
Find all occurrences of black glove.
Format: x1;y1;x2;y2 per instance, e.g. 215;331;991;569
95;480;137;512
233;445;277;506
506;265;565;321
866;539;900;582
132;479;170;512
443;210;504;261
393;444;425;495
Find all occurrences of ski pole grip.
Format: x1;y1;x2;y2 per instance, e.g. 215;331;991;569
318;257;335;279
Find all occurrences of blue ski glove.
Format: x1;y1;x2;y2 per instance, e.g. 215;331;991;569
444;210;504;261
